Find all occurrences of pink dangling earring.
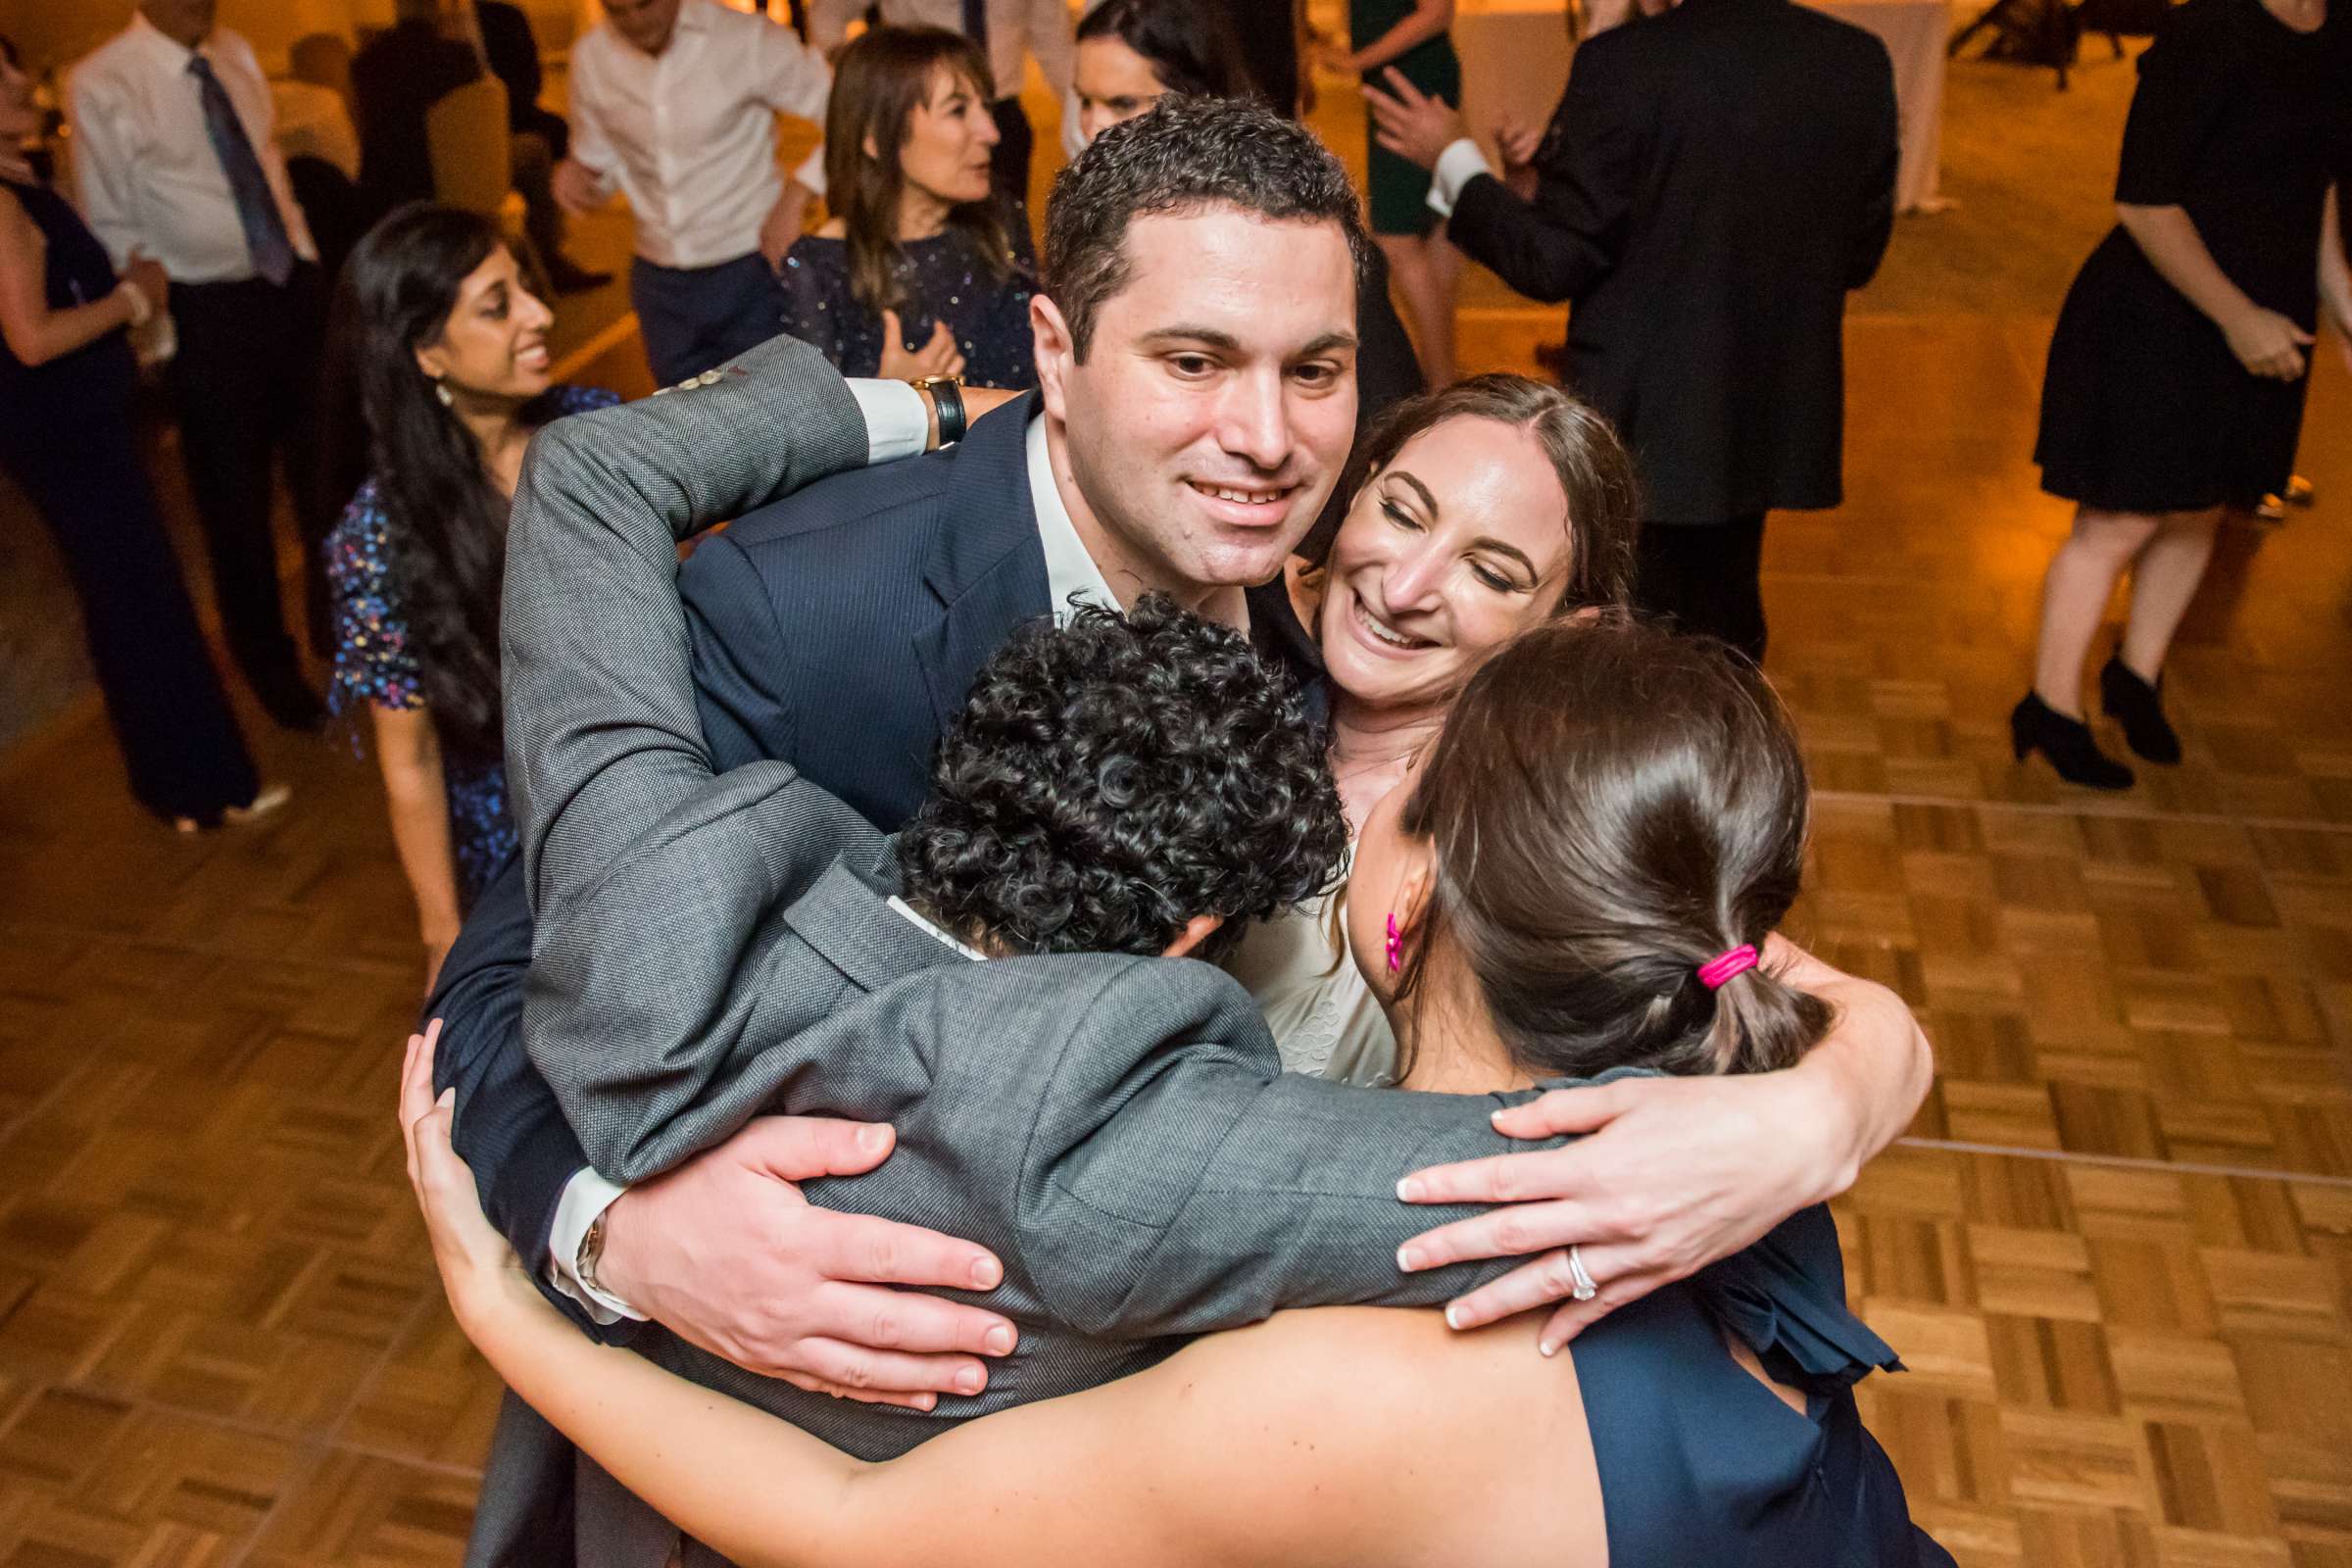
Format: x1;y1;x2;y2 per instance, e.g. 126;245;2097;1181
1385;912;1403;974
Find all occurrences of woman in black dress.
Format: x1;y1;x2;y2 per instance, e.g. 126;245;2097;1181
2014;0;2352;788
0;35;284;832
778;27;1036;389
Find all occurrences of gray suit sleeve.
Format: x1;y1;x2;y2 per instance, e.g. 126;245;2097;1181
497;334;874;1173
1010;962;1555;1336
501;331;869;903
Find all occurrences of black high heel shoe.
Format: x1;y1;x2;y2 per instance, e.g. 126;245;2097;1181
2011;692;2133;790
2099;656;2180;764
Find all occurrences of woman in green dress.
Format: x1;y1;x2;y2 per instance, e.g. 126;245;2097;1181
1329;0;1464;384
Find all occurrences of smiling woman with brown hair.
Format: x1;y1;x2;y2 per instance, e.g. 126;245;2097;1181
779;26;1038;388
321;203;618;989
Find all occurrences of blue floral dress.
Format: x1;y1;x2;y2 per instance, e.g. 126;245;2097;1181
327;384;619;906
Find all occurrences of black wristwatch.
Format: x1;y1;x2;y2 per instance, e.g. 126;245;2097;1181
911;374;967;446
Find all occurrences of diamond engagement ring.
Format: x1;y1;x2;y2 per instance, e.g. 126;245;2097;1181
1566;1245;1599;1302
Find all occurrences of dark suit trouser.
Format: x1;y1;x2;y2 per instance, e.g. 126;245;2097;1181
990;95;1032;207
166;266;332;681
629;252;785;388
1635;513;1769;664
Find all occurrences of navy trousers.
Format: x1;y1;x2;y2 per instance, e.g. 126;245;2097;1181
629;250;787;388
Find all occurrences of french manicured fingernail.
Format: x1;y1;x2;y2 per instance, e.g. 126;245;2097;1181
857;1124;891;1153
1444;1303;1464;1330
1396;1176;1424;1201
956;1365;985;1395
1539;1338;1560;1358
984;1324;1014;1354
1396;1245;1424;1272
970;1256;1002;1290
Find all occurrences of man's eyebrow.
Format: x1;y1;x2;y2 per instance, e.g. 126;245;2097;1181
1138;326;1244;352
1293;330;1359;359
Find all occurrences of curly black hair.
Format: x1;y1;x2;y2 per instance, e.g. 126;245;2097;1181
897;596;1347;965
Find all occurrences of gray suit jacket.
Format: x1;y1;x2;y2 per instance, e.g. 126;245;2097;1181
495;336;1548;1566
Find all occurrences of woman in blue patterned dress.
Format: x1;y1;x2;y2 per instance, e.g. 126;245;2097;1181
778;27;1037;389
325;204;615;988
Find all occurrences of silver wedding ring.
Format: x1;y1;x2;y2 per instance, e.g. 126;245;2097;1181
1567;1245;1599;1302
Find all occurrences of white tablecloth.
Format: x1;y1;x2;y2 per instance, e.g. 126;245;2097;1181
1449;0;1948;213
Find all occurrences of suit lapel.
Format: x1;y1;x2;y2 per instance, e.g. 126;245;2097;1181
913;392;1052;738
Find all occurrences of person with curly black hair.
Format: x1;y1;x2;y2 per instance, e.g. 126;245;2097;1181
899;597;1345;964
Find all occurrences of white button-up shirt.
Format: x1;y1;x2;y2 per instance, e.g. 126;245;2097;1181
65;14;318;281
808;0;1075;105
568;0;831;270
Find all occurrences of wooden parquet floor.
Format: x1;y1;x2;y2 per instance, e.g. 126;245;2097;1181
4;126;2351;1568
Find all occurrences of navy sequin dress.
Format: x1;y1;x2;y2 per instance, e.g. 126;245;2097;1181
326;384;618;906
778;217;1037;389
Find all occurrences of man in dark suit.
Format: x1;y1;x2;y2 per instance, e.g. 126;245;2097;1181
1368;0;1898;660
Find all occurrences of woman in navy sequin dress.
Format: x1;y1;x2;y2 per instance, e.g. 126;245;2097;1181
325;204;616;987
779;27;1036;389
0;36;281;832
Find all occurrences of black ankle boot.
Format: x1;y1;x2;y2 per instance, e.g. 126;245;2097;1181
2099;657;2180;764
2011;692;2134;789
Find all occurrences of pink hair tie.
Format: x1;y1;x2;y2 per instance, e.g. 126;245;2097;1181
1697;945;1759;991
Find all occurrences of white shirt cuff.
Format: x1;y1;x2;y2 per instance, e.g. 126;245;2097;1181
547;1166;646;1324
848;378;929;463
1426;137;1495;220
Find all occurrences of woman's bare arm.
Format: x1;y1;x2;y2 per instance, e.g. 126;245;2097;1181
1341;0;1455;74
369;704;464;986
0;187;138;368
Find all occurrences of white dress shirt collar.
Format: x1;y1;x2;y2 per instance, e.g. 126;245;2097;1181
1026;412;1119;618
885;897;990;960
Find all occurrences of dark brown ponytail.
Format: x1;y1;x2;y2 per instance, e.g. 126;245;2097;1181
1395;614;1830;1082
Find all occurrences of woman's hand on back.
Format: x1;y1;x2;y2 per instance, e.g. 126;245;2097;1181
122;252;170;318
1394;948;1929;1352
1392;1069;1847;1353
878;311;966;383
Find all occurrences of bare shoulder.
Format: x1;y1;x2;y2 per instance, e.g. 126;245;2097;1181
1155;1308;1607;1568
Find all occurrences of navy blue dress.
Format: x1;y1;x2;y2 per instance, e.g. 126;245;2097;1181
325;384;619;907
778;217;1038;389
1576;1202;1954;1566
0;176;262;824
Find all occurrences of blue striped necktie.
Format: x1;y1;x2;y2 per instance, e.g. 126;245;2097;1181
187;54;295;286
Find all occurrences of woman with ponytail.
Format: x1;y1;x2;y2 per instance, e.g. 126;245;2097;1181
324;203;615;988
407;612;1951;1567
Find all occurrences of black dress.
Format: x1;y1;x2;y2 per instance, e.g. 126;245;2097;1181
778;219;1038;389
0;176;262;824
2034;0;2352;513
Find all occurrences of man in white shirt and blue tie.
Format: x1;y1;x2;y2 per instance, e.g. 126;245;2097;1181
554;0;833;387
68;0;332;731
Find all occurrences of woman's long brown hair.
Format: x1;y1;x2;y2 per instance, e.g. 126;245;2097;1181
821;26;1016;318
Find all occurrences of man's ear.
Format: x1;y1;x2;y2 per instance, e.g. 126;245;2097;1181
1030;294;1075;425
1159;912;1226;960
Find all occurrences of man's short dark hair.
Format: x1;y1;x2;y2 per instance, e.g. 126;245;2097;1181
1042;94;1371;362
898;596;1347;965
